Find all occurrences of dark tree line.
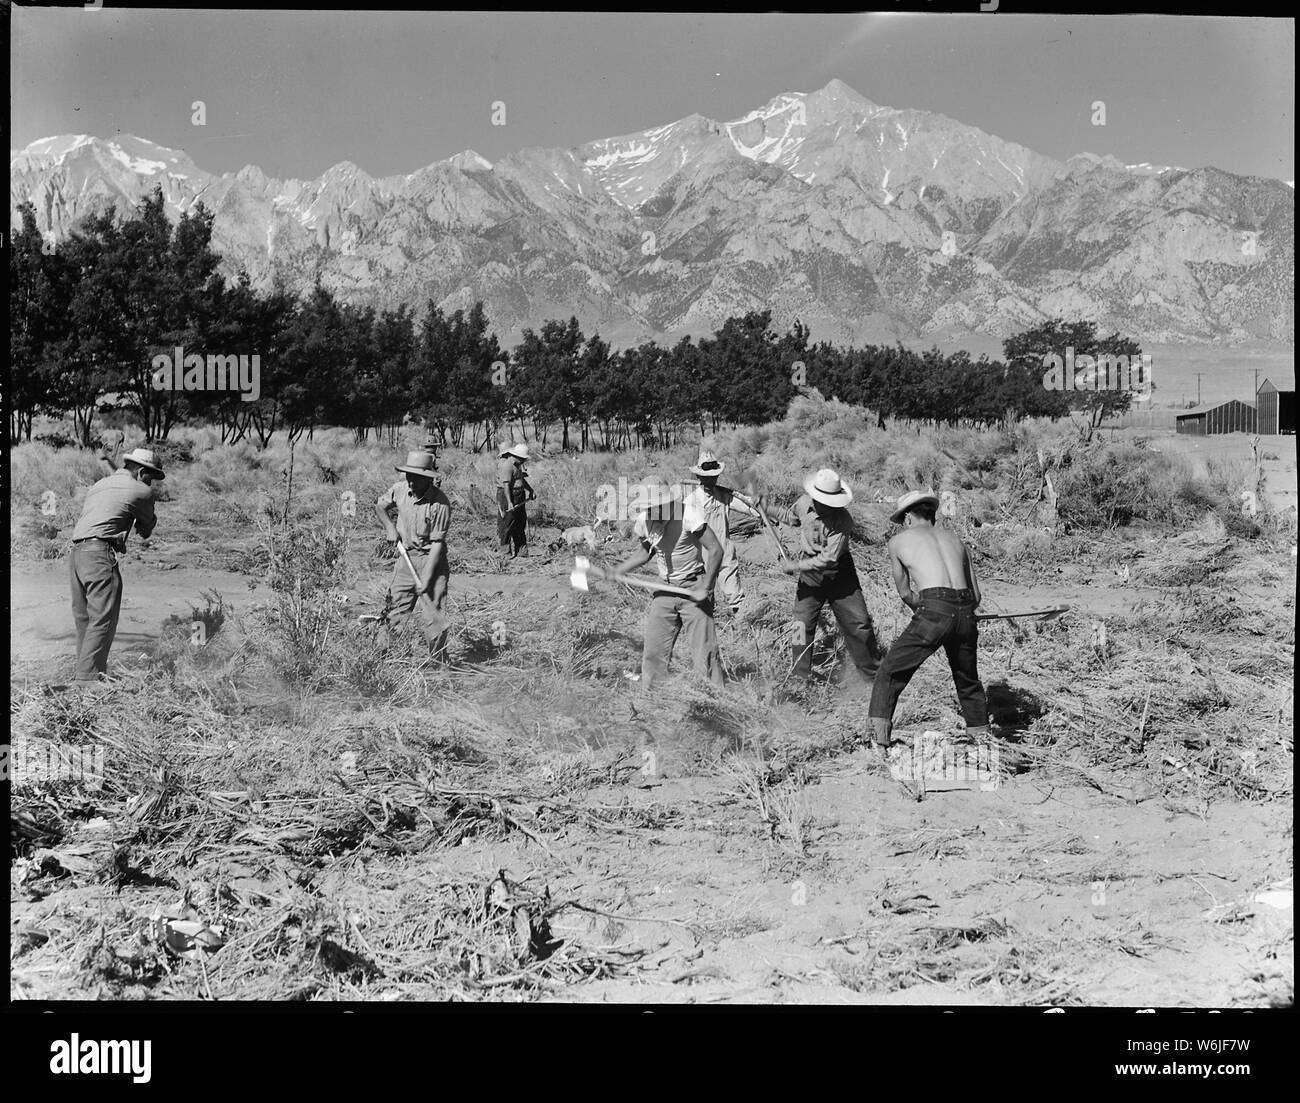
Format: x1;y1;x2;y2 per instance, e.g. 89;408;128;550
9;189;1144;448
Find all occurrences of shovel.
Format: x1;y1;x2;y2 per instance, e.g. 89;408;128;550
570;555;697;598
975;605;1070;622
395;538;451;638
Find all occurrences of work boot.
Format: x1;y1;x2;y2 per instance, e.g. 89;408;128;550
517;545;529;559
498;543;511;560
964;724;993;743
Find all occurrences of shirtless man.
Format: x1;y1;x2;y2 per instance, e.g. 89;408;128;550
867;490;991;749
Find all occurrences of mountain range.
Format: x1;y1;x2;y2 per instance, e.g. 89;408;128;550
10;79;1294;348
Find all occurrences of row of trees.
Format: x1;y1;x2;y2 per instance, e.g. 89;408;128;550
9;189;1145;448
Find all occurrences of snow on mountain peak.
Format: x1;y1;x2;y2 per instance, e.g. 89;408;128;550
577;114;726;207
102;140;167;175
449;150;493;172
18;134;96;160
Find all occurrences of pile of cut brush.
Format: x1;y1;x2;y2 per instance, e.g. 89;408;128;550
980;526;1293;807
8;673;666;1000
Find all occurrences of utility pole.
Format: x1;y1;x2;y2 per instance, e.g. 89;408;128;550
1196;373;1202;405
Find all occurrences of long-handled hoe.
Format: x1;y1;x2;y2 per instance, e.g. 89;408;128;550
393;537;451;651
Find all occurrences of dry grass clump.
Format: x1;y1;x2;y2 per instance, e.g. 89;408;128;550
825;912;1173;1005
11;402;1261;573
9;667;669;1000
980;577;1292;803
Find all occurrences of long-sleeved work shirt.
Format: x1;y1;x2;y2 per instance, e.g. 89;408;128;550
772;493;857;583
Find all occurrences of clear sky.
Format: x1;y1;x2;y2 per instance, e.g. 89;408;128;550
10;10;1294;183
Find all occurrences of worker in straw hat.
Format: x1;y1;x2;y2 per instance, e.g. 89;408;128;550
375;451;453;655
67;447;165;685
682;449;766;617
496;442;535;559
612;480;724;690
763;468;881;689
867;490;991;750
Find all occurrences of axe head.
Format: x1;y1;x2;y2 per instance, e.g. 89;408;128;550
570;556;592;592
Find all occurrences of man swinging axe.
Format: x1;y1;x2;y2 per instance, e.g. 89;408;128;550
761;468;882;690
611;481;724;691
68;447;165;685
867;490;991;751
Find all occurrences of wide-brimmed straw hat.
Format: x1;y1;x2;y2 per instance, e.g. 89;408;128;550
501;443;530;461
690;450;724;477
394;451;439;477
804;468;852;507
890;489;940;523
122;447;165;479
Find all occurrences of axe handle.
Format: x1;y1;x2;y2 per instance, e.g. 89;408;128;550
579;560;697;598
976;606;1069;621
757;509;788;560
616;575;697;599
396;539;438;609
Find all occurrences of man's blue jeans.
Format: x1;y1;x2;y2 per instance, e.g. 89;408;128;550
868;587;989;743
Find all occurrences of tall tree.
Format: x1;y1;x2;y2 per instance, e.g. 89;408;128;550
8;203;61;443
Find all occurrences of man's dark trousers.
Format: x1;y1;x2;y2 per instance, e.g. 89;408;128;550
792;562;880;681
868;586;989;741
497;489;527;555
70;538;124;682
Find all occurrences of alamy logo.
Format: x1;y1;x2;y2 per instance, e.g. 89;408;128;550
5;738;105;788
889;732;1001;791
594;478;693;522
1041;347;1153;400
151;346;261;402
49;1035;151;1083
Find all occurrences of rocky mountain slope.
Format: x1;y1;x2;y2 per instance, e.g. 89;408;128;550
11;79;1293;346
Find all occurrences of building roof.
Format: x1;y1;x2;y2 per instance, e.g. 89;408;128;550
1176;399;1256;417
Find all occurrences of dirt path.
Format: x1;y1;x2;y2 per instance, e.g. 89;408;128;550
10;559;257;669
10;553;581;673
